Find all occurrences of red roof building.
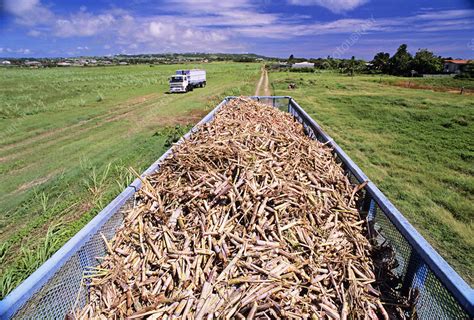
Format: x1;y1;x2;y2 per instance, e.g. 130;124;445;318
444;59;470;74
444;59;469;64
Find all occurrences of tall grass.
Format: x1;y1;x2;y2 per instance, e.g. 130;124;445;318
0;125;189;298
0;224;65;298
271;71;474;284
81;161;112;209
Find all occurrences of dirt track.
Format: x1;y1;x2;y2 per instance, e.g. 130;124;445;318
255;67;271;96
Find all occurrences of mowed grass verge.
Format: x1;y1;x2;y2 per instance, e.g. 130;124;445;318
271;71;474;285
0;62;260;298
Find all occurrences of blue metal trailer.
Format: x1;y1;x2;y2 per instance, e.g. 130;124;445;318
0;97;472;319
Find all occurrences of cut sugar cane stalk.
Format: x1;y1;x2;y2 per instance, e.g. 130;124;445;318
74;97;391;319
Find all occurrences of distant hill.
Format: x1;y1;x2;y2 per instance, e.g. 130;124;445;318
115;52;274;61
0;53;279;66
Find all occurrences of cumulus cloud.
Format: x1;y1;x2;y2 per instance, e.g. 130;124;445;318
148;21;171;39
3;0;474;56
54;12;116;37
147;20;228;43
4;0;54;26
288;0;369;13
125;19;231;52
4;0;40;15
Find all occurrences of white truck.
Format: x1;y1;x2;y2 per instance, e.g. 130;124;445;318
169;69;206;93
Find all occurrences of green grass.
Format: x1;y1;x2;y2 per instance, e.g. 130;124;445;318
365;75;474;91
271;71;474;285
0;62;260;298
1;63;472;299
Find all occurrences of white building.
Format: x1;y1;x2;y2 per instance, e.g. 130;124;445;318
24;61;42;67
291;62;315;69
57;62;72;67
1;60;11;65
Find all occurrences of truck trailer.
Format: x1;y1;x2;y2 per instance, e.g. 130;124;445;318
169;69;206;93
0;97;472;319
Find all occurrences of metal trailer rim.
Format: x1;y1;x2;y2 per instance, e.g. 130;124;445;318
0;96;472;319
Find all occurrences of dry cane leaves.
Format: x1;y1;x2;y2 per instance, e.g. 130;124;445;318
74;98;387;319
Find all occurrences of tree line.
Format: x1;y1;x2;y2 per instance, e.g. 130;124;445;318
285;44;473;77
371;44;445;76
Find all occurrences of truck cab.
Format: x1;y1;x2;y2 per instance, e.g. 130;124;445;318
169;69;206;93
169;74;192;93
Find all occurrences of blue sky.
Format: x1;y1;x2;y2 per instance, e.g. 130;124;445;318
1;0;474;59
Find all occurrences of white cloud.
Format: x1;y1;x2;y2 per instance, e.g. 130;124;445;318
148;21;170;38
4;0;474;56
27;29;41;37
0;47;32;54
161;0;279;27
234;17;377;39
416;9;474;20
4;0;53;26
146;20;228;43
163;0;254;14
135;19;230;51
372;10;474;34
416;19;474;32
288;0;369;13
4;0;39;15
54;12;116;37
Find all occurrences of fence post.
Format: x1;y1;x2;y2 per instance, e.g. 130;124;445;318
361;197;376;239
367;199;376;221
288;99;296;117
403;250;429;295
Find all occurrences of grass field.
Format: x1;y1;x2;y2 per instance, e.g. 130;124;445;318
0;62;260;297
370;75;474;92
1;64;472;299
271;71;474;284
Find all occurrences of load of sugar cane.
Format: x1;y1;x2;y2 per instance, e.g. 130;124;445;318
74;98;387;319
